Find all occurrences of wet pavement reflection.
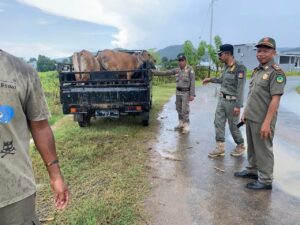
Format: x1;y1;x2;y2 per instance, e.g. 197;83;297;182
149;77;300;225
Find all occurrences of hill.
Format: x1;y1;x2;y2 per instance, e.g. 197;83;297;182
157;44;184;60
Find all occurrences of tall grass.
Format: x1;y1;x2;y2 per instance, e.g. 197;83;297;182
39;71;63;125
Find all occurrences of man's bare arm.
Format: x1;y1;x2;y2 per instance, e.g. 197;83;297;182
29;119;69;210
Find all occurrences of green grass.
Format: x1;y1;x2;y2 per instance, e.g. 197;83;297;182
286;71;300;76
31;79;176;224
39;71;63;125
296;85;300;94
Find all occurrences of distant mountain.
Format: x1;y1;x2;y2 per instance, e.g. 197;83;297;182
157;44;184;60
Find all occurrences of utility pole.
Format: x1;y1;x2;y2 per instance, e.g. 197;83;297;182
208;0;215;77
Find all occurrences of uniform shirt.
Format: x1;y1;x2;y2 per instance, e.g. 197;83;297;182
244;59;286;124
211;62;246;107
153;65;196;96
0;50;50;208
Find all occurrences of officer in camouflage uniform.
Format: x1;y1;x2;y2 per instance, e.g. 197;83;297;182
152;53;195;134
235;37;286;190
203;44;246;157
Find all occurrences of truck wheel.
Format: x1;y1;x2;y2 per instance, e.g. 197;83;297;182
78;114;91;127
142;119;149;126
141;112;149;126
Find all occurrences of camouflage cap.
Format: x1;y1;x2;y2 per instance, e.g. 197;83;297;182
177;53;186;61
255;37;276;49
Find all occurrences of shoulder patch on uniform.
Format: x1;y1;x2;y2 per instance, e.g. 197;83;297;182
272;64;282;71
238;71;245;78
276;75;285;83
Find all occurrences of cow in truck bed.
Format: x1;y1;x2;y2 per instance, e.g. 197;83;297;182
72;49;155;80
96;50;155;79
72;49;100;81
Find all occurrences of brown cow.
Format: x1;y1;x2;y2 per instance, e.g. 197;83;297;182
96;50;156;79
72;49;100;81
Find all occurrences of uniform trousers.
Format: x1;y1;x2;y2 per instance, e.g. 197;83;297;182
176;92;190;123
214;98;244;144
246;119;274;184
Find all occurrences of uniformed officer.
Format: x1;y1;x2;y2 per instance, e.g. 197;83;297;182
234;37;286;190
151;53;195;134
203;44;246;157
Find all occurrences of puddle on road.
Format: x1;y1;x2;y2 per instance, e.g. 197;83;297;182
274;141;300;199
281;91;300;117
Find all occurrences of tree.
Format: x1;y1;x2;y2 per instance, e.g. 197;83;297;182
214;35;222;53
207;35;223;75
161;56;169;68
183;40;197;66
197;41;207;63
37;55;56;72
29;57;37;63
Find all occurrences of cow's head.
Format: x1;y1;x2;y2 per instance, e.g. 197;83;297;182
139;50;156;69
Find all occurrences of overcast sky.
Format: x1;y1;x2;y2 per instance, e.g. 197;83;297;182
0;0;299;59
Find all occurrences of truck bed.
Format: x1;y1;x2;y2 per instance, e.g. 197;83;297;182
58;65;152;126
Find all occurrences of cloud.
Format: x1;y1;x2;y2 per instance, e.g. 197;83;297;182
36;18;55;25
2;42;73;59
17;0;164;48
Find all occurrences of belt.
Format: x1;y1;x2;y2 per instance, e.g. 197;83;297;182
177;87;190;92
220;93;237;100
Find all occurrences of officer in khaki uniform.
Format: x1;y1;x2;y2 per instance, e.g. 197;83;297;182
235;37;286;190
152;53;195;133
203;44;246;157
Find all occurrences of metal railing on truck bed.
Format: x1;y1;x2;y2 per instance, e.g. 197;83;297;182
57;63;153;127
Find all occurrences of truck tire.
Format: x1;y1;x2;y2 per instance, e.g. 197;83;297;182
141;112;149;126
77;114;91;127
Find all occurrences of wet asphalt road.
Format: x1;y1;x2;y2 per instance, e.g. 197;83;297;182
146;77;300;225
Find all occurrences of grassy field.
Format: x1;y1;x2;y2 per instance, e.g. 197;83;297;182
296;85;300;94
31;73;176;224
286;71;300;76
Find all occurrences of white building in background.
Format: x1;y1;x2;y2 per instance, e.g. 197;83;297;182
233;44;300;72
